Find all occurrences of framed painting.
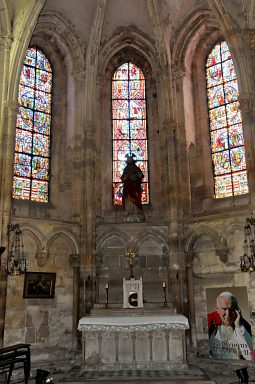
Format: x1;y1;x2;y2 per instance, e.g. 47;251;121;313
23;272;56;298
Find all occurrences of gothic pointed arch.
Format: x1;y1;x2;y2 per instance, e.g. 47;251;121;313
172;8;251;211
98;31;161;214
32;10;85;77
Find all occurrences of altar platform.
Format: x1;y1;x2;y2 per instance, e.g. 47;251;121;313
78;310;189;371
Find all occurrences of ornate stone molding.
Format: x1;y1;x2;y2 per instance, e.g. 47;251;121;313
69;253;80;268
95;251;103;268
239;94;254;114
35;248;49;267
72;68;86;83
78;314;189;332
244;29;255;49
0;34;12;51
171;64;186;81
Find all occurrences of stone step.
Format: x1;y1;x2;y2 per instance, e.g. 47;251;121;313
54;368;216;384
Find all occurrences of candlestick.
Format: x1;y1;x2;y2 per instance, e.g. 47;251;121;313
162;282;167;307
105;284;109;308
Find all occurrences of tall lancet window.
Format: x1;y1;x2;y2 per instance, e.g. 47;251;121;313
13;47;52;202
206;41;249;198
112;62;149;205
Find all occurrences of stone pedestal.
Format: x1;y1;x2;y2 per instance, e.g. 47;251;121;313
78;313;189;370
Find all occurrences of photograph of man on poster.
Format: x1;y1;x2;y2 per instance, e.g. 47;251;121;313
207;289;253;360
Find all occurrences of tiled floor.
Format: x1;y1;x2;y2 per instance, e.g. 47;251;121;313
6;358;255;384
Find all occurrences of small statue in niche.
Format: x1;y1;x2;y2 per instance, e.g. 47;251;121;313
121;154;145;222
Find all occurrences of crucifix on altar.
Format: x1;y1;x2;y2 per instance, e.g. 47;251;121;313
126;248;136;279
123;248;143;308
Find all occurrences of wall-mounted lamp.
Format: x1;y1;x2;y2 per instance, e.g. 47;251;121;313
6;224;27;276
240;217;255;272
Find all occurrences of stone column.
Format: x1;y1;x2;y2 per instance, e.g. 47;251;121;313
186;251;197;351
0;101;19;347
69;254;81;348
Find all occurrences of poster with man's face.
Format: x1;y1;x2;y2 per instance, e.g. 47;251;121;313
206;287;253;360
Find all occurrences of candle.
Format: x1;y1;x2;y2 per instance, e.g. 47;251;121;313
162;282;166;288
105;283;109;289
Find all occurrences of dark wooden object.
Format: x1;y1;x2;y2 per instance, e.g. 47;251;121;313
0;343;31;384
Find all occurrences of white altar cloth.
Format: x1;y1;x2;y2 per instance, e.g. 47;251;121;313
78;314;189;332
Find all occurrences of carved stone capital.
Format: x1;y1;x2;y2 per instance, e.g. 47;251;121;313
171;64;185;81
96;73;104;86
69;253;80;268
239;94;254;114
4;101;19;117
96;251;103;267
215;243;230;264
244;29;255;49
0;35;13;51
73;68;86;82
35;248;49;267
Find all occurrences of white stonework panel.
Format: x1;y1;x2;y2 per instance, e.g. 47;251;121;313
135;331;150;362
84;332;99;365
101;331;116;364
118;332;133;363
152;330;167;362
169;331;184;363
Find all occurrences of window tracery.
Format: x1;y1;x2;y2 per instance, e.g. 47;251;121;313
206;41;248;198
112;62;149;205
13;47;52;202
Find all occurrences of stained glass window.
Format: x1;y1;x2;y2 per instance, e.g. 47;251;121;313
112;62;149;205
13;47;52;202
206;41;249;198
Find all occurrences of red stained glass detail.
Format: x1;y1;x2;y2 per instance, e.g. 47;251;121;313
230;147;246;171
20;66;35;87
112;81;128;99
113;140;130;161
14;153;31;178
130;120;147;139
206;44;221;67
209;106;227;130
31;180;48;202
32;157;49;180
206;41;248;198
15;129;32;153
13;177;31;200
210;128;228;153
113;120;129;140
17;107;33;131
232;171;249;195
112;100;129;119
130;140;147;161
206;64;223;88
228;124;243;148
18;85;35;109
214;174;233;198
36;68;52;93
34;111;51;135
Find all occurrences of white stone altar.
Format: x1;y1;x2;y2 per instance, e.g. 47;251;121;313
78;312;189;370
